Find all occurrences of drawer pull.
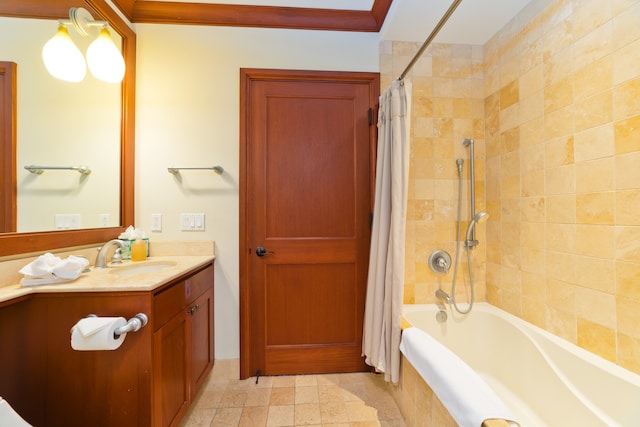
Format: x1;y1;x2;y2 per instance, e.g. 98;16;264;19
187;304;200;315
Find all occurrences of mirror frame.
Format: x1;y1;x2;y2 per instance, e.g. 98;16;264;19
0;0;135;257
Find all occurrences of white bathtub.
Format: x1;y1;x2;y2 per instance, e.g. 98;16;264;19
401;303;640;427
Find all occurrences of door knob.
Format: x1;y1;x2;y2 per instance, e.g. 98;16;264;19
255;246;274;257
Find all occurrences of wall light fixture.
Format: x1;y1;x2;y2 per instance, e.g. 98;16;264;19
42;7;125;83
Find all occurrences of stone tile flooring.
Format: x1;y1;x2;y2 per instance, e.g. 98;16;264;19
181;360;407;427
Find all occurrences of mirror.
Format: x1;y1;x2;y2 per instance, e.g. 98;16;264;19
0;0;135;257
2;16;121;232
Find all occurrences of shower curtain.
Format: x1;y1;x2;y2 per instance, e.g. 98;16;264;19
362;79;411;383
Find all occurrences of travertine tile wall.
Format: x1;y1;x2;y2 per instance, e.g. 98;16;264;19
389;356;458;427
380;41;488;308
385;0;640;375
484;0;640;374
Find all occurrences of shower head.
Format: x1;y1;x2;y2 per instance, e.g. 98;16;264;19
472;211;489;224
465;211;489;246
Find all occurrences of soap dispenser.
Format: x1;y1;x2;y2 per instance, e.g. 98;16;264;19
131;232;147;262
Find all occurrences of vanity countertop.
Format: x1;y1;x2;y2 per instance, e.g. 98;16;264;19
0;256;214;304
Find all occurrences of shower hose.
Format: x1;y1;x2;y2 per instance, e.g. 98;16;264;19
450;162;475;314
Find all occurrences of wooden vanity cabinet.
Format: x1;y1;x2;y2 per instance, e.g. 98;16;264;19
0;261;214;427
152;264;214;427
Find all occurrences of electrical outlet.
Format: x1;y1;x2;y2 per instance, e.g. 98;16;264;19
151;213;162;232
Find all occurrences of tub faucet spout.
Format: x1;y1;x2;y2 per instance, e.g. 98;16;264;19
436;289;451;304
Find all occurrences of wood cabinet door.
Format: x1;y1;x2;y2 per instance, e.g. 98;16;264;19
188;288;215;395
240;69;378;378
42;293;153;427
153;311;189;427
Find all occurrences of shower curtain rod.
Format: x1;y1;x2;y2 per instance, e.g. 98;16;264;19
398;0;464;81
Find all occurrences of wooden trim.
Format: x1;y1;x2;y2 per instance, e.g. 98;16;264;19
370;0;393;29
0;62;16;233
85;0;136;232
238;68;250;380
112;0;393;32
0;0;76;19
0;0;136;257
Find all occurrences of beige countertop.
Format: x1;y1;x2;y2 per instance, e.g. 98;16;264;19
0;255;214;304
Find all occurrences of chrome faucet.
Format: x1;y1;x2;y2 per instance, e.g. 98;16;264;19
95;239;127;268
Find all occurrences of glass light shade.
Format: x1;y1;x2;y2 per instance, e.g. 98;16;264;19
42;25;86;82
86;27;125;83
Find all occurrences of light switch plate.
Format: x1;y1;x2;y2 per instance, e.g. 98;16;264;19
55;214;81;230
99;213;110;227
180;213;205;231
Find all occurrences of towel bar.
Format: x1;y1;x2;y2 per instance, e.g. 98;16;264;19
167;166;224;175
25;165;92;175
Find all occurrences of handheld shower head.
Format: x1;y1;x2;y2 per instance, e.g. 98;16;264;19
472;211;489;224
456;158;464;174
465;211;489;248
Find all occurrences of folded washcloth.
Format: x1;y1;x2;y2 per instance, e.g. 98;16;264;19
400;327;520;427
19;253;89;287
19;252;61;277
51;255;90;279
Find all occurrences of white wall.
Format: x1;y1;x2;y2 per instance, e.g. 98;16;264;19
135;24;380;359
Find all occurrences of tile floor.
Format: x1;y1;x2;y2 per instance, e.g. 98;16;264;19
181;360;407;427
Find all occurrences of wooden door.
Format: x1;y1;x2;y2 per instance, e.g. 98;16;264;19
240;69;379;379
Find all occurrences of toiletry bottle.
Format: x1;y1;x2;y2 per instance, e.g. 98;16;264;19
131;233;147;261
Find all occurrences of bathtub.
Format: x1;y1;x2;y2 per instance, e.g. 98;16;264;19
401;303;640;427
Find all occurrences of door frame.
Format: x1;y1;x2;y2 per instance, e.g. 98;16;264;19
0;61;16;232
239;68;380;379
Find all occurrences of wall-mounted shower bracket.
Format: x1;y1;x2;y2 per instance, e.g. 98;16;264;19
428;250;451;274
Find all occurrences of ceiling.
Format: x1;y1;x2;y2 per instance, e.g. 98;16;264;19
112;0;532;44
381;0;532;44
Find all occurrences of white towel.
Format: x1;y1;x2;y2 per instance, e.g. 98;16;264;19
19;252;62;277
400;327;520;427
19;253;89;286
0;397;32;426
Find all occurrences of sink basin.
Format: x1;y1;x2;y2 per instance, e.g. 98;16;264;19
109;261;177;277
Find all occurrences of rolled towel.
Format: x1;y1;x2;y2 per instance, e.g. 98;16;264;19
0;397;32;427
400;327;520;427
